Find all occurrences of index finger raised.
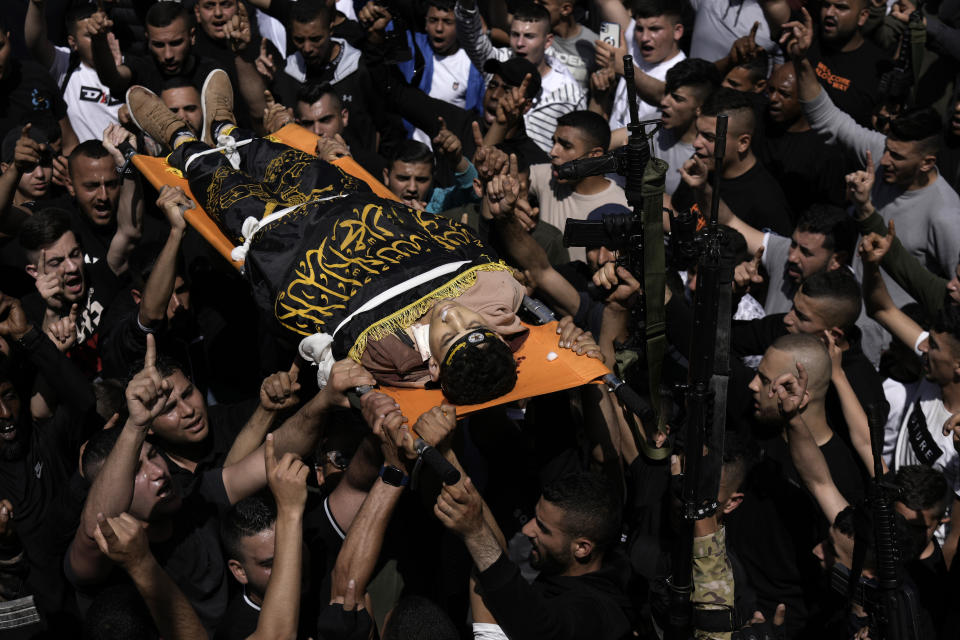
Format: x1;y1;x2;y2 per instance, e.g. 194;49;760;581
144;332;157;370
472;120;483;147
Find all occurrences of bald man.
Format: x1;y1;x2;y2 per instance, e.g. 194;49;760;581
726;332;865;634
670;87;793;236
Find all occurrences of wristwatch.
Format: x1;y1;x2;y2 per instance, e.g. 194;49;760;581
379;465;409;487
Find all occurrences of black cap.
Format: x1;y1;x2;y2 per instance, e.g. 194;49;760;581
483;57;542;99
2;125;51;165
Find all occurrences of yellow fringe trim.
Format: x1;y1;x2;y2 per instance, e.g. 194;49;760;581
346;261;512;362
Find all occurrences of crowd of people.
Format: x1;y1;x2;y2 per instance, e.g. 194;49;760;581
0;0;959;637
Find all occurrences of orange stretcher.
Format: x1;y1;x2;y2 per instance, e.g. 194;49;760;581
131;124;611;418
131;123;397;270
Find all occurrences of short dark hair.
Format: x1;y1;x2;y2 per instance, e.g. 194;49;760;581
512;2;551;26
541;472;621;554
795;203;857;258
19;207;73;254
66;5;97;36
733;51;769;85
68;140;112;176
664;58;721;103
721;431;757;494
933;303;960;346
220;493;277;562
895;465;950;517
631;0;684;22
126;356;186;384
83;583;159;640
799;269;862;332
425;0;457;12
290;0;331;27
145;1;192;29
700;87;757;137
382;596;459;640
888;107;942;155
296;83;342;110
440;338;517;404
82;426;123;481
388;140;434;167
556;110;611;152
160;76;201;93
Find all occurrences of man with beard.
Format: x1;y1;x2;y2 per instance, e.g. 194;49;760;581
436;471;633;640
760;0;886;125
0;293;100;629
861;246;960;566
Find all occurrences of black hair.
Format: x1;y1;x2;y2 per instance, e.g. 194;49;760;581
556;110;612;152
82;425;123;481
126;356;187;383
388;139;434;167
382;595;459;640
128;240;186;291
512;2;552;25
631;0;684;21
799;269;862;332
220;493;277;562
664;58;721;103
888;107;942;155
145;1;192;29
296;83;342;110
440;339;517;404
700;87;757;136
796;203;857;258
289;0;331;27
66;4;98;36
933;303;960;346
94;378;128;423
83;583;159;640
734;50;769;85
68;139;112;175
160;76;201;93
834;502;929;570
721;431;757;493
18;207;73;253
895;465;950;517
541;472;621;554
425;0;457;12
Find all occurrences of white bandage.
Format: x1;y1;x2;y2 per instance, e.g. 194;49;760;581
473;623;509;640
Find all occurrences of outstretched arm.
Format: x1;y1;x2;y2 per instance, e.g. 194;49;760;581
455;0;498;73
25;0;56;70
103;125;143;276
860;231;926;350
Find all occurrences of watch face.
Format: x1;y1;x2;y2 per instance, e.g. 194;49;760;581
380;465;407;486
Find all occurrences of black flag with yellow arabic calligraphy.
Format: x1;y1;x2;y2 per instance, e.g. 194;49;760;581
243;192;509;361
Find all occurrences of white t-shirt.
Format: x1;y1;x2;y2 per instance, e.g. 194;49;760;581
894;378;960;497
336;0;357;22
51;47;122;143
610;51;685;130
688;0;782;66
412;49;474;148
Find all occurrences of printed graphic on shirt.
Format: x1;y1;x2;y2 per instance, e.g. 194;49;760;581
815;62;850;92
79;86;123;106
907;400;943;466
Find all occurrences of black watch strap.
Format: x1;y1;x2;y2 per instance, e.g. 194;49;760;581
379;465;409;487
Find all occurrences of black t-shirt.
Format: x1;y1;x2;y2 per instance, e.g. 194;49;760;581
672;161;794;236
807;38;887;126
759;127;853;215
124;52;221;94
0;59;68;135
214;590;262;640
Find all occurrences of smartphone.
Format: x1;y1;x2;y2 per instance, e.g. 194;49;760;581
599;21;621;48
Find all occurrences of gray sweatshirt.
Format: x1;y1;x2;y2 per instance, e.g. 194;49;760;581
802;90;960;363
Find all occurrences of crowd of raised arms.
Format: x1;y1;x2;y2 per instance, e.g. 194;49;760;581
0;0;959;637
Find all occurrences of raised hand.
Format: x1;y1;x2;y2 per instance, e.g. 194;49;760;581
85;8;114;39
34;249;65;310
556;315;603;361
471;121;509;181
496;74;533;127
256;37;276;81
680;154;709;190
358;1;392;33
0;500;14;544
360;391;407;440
823;329;844;380
13;124;45;173
263;90;294;133
594;38;627;76
51;154;70;188
942;413;960;454
434;477;485;538
845;150;875;210
322;359;376;408
93;512;151;571
102;122;137;168
0;293;33;341
413;404;457;448
432;117;464;169
730;21;762;65
773;361;808;418
891;0;917;23
513;197;539;231
858;219;895;265
484;156;520;219
264;433;309;511
780;7;813;59
125;334;173;429
733;247;765;293
44;303;79;352
316;134;351;162
260;361;301;411
224;2;252;53
155;185;192;232
590;67;616;95
592;262;641;311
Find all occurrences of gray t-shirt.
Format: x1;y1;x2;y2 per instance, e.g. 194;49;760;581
653;127;695;196
761;232;796;315
551;24;598;91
